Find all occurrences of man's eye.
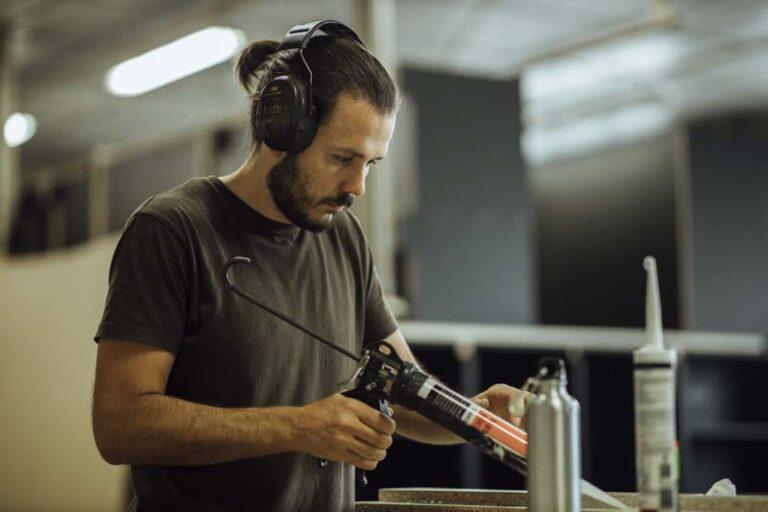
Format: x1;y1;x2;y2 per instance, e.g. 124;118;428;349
367;160;379;168
336;156;354;164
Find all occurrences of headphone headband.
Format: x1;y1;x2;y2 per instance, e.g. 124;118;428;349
278;20;364;51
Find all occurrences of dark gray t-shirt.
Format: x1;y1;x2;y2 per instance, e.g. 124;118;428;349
95;176;398;512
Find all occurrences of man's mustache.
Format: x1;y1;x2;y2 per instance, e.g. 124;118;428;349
323;194;355;208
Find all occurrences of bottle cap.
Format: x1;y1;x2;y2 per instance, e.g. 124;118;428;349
537;356;567;382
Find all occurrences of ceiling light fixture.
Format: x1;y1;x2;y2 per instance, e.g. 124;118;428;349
105;26;246;97
4;113;37;147
522;103;672;165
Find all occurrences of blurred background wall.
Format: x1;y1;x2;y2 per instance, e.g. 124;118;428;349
0;238;124;511
1;0;768;510
400;69;534;323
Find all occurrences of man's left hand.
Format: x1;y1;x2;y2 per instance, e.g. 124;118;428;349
472;384;534;429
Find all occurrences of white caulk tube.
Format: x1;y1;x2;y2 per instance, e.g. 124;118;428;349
634;256;678;512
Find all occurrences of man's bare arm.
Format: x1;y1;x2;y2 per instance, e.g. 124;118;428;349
92;338;395;468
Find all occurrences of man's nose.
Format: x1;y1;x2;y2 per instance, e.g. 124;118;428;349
340;163;367;197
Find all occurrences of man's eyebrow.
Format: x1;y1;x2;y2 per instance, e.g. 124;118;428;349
331;146;384;160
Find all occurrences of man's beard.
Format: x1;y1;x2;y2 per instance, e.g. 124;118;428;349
267;154;355;232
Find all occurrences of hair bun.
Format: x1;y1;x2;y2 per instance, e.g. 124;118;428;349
235;40;280;95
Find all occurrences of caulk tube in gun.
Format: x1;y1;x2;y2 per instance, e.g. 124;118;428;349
391;365;529;474
634;256;678;512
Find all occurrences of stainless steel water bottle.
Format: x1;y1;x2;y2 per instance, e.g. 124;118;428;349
527;357;581;512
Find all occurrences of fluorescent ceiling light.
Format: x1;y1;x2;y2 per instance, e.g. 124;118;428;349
106;26;246;97
523;103;672;166
522;33;684;103
4;113;37;147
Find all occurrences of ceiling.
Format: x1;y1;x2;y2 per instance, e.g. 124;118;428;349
4;0;768;170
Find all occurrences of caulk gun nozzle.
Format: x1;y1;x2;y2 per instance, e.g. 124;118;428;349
643;255;664;350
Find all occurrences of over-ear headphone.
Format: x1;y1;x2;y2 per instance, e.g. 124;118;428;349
256;20;365;153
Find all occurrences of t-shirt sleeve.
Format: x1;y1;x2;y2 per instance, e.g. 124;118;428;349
94;212;193;354
363;247;398;345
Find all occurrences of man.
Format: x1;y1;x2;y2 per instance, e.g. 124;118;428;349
92;21;527;511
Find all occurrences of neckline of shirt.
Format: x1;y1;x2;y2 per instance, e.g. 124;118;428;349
208;176;302;239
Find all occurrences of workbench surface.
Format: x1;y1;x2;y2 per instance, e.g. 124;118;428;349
356;488;768;511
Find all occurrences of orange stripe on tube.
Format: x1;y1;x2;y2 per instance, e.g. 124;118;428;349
470;408;529;458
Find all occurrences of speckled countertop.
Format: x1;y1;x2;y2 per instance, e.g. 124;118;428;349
354;488;768;511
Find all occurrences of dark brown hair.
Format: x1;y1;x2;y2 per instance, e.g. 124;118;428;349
234;34;398;148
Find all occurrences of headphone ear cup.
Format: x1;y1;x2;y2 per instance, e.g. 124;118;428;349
292;111;317;153
258;76;317;152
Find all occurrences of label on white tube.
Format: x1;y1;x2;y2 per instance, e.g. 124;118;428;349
635;368;677;512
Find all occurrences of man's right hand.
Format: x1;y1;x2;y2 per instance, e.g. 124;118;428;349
292;393;396;470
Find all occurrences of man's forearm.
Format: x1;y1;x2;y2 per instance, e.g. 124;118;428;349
94;393;298;466
392;405;464;445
